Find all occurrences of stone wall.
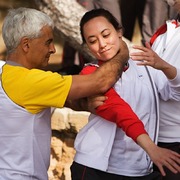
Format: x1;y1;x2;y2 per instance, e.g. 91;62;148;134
49;108;89;180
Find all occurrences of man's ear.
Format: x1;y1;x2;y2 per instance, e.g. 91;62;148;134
20;37;30;52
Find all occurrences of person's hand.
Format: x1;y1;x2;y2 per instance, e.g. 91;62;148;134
130;42;168;70
87;95;107;114
130;42;177;79
149;145;180;176
137;134;180;176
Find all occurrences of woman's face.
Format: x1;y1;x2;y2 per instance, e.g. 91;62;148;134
83;16;122;61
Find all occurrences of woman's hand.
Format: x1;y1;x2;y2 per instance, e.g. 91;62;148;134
130;42;177;79
87;94;107;114
137;134;180;176
149;145;180;176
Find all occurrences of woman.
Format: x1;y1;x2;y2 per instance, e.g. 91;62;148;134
70;9;180;179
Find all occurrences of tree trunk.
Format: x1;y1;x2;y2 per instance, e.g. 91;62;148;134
34;0;95;62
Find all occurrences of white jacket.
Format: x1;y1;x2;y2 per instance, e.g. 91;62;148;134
74;59;180;176
152;20;180;143
0;60;5;67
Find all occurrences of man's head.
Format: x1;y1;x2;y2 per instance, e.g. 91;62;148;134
2;7;56;69
2;7;54;55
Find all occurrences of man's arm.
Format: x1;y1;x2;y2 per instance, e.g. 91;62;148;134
66;40;129;100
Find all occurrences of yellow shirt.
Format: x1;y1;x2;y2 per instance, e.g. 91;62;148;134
2;64;72;114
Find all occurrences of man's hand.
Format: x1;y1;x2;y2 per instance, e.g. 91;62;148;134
114;39;129;66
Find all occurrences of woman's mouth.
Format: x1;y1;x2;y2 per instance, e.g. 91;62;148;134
100;48;111;54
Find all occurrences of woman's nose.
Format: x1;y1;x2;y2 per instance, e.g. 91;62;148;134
99;39;107;49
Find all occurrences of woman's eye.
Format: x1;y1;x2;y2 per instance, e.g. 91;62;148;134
103;33;110;38
89;40;97;44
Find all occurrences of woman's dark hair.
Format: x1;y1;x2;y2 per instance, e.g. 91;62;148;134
80;8;123;43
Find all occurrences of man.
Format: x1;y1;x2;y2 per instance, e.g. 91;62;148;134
0;7;127;180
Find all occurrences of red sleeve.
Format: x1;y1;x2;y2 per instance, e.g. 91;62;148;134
80;65;148;142
96;89;147;142
150;24;167;46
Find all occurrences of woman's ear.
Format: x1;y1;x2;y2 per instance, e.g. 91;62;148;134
20;37;30;52
117;29;123;38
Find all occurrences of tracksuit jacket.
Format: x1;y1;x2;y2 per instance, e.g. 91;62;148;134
74;59;180;176
150;19;180;143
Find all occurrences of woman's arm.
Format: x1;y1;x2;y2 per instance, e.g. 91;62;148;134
78;64;147;142
137;134;180;176
87;95;180;176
